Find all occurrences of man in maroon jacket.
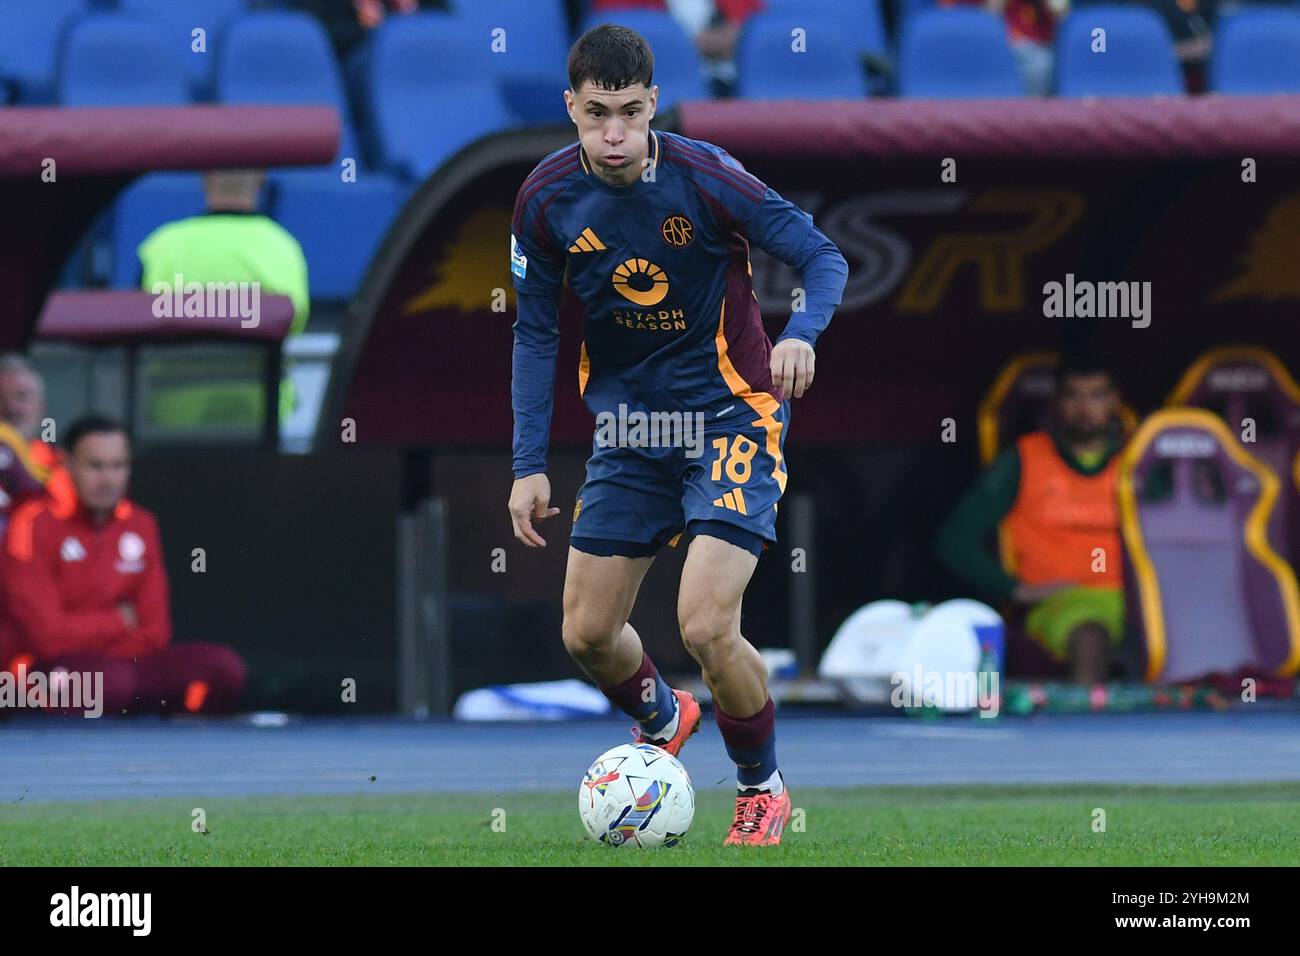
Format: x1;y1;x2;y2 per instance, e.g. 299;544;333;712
0;416;245;716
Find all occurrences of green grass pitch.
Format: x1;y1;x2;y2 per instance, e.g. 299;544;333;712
2;784;1297;866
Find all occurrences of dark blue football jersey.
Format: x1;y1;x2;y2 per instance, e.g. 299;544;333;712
510;129;847;478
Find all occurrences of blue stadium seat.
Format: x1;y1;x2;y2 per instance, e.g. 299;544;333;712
450;0;570;124
1210;8;1300;93
735;12;867;99
896;0;938;28
109;173;207;289
1054;6;1183;96
217;11;360;164
268;170;410;300
0;0;90;103
361;14;513;180
577;9;709;112
897;8;1023;97
118;0;248;98
59;16;191;105
760;0;889;61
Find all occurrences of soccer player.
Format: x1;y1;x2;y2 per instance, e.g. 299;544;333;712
507;26;848;845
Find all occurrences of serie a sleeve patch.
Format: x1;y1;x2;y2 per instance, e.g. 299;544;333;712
510;233;528;281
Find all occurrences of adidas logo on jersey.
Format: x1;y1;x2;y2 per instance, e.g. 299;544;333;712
60;537;86;562
568;227;607;253
712;488;749;515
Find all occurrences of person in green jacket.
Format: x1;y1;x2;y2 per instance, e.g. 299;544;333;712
138;169;309;431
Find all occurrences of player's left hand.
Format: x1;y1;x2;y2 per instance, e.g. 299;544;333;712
770;339;815;400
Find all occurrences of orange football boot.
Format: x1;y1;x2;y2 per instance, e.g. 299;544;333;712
724;775;792;846
631;688;701;757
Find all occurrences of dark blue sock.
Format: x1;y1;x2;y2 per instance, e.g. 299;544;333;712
640;670;677;736
731;738;778;787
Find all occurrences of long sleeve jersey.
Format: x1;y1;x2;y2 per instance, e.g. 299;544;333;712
509;129;848;478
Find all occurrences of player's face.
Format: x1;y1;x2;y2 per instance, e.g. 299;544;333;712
68;432;131;513
565;81;657;184
0;370;44;439
1056;372;1117;443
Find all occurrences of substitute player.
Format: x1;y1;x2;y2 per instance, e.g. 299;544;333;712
935;356;1126;684
508;25;848;845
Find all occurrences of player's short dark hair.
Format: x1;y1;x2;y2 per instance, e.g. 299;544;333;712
568;24;654;94
1055;353;1116;391
64;415;129;455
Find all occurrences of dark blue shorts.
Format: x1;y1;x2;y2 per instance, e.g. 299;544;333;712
569;400;789;559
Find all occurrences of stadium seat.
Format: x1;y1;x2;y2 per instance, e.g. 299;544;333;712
1210;8;1300;93
897;8;1024;98
735;12;868;99
978;352;1061;466
1054;6;1184;97
268;170;410;300
1119;408;1300;683
576;9;709;113
59;15;191;106
450;0;571;124
219;12;404;299
1167;345;1300;566
760;0;889;63
217;11;360;164
360;14;514;180
118;0;249;98
0;0;90;103
108;173;207;289
896;0;939;28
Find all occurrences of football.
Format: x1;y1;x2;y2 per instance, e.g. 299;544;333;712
578;742;695;847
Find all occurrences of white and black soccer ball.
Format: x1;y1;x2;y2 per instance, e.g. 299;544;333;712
578;742;695;847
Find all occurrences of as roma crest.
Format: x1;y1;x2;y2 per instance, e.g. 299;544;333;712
661;215;694;248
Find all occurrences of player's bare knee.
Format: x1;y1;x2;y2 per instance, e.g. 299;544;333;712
561;611;621;663
678;604;736;660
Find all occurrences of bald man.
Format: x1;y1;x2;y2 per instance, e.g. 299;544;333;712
0;354;74;530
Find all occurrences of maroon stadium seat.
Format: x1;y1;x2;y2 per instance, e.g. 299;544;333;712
1167;345;1300;568
1118;408;1300;683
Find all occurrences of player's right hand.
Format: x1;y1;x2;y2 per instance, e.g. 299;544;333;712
509;473;561;548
